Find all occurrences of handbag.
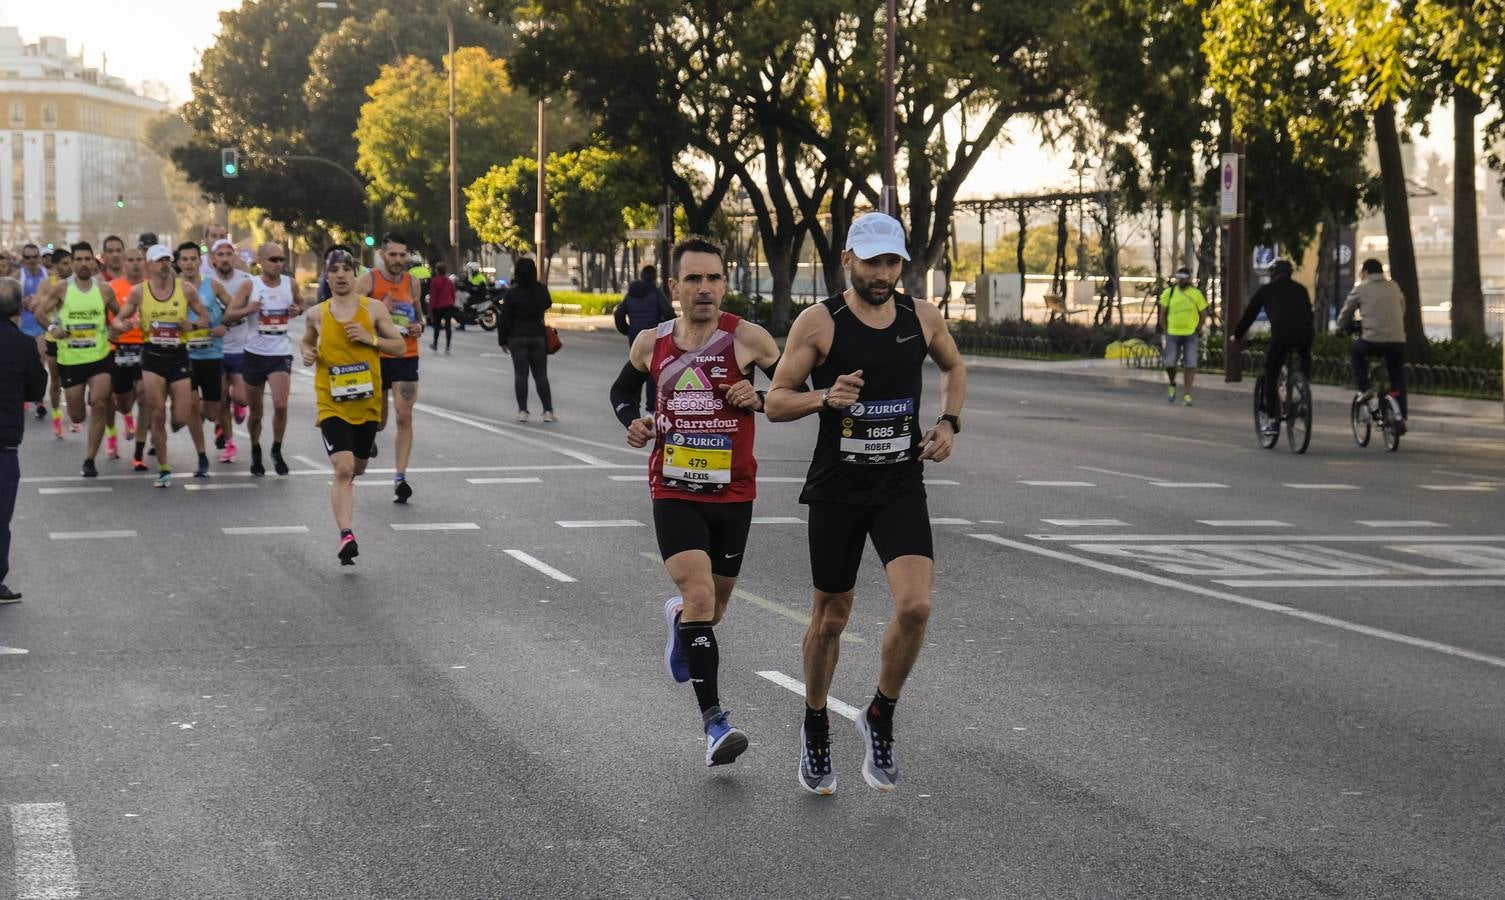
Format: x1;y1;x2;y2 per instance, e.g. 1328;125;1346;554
544;325;562;355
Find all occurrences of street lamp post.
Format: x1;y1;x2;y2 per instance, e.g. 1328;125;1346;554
447;11;459;275
536;99;547;280
881;0;898;217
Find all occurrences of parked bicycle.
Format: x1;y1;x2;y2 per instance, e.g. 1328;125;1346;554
1252;350;1312;453
1350;362;1403;452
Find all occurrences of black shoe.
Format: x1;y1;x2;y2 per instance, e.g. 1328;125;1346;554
338;533;359;565
194;455;210;478
81;459;98;478
34;404;47;420
394;480;412;504
272;450;289;476
0;584;21;603
250;446;265;477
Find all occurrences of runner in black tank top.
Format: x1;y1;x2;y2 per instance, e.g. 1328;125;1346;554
766;212;968;796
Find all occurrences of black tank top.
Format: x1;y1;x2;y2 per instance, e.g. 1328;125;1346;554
800;292;927;505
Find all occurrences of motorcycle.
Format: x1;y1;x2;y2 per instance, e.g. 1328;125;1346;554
452;282;505;331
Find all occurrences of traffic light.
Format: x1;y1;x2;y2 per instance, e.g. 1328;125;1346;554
221;148;239;178
116;194;125;209
363;234;376;248
45;242;54;251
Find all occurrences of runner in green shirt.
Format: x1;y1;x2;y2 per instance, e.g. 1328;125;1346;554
1156;266;1207;406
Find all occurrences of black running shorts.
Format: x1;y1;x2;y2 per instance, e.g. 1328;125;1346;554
806;491;933;594
380;356;419;386
319;417;379;460
190;358;223;402
45;341;57;358
59;358;111;389
110;350;143;394
652;499;754;578
242;352;292;386
142;348;192;383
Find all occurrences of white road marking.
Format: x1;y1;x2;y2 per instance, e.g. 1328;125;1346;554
391;522;481;531
222;526;309;535
1028;534;1505;544
1142;432;1241;449
755;671;862;721
10;802;79;900
0;646;28;656
1284;483;1360;490
760;476;811;483
414;401;645;458
1198;520;1291;528
930;517;974;525
294;454;330;472
184;483;258;491
1420;484;1495;492
970;534;1505;671
48;530;135;540
1357;520;1446;528
1042;519;1128;527
1077;465;1162;482
929;480;961;486
1216;579;1505;588
609;475;647;482
467;477;544;485
504;549;577;582
22;463;638;484
752;516;804;524
37;487;112;495
1018;480;1096;487
1432;468;1505;484
414;403;612;465
557;519;644;528
1151;482;1229;489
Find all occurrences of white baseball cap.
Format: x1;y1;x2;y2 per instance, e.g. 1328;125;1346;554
844;213;910;261
145;244;173;263
211;238;235;252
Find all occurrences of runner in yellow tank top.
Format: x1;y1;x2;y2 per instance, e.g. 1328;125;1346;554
302;249;408;565
354;235;424;504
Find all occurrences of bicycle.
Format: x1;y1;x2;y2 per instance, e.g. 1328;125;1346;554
1350;362;1403;452
1252;350;1312;453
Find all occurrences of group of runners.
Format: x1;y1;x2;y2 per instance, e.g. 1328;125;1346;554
10;231;428;565
611;212;967;793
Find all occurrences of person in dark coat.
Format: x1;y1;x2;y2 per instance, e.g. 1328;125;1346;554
1233;259;1314;431
498;258;555;422
614;265;676;413
1;278;48;602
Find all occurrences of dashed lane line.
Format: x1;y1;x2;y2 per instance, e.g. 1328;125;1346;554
1078;465;1162;482
971;534;1505;672
1419;484;1496;492
1151;482;1229;489
48;530;135;540
1028;533;1504;543
1284;483;1360;490
1198;520;1291;528
1216;578;1505;589
558;519;644;528
10;801;79;900
391;523;481;531
36;486;112;495
223;526;309;535
413;403;612;465
467;477;544;485
504;549;577;582
1357;520;1447;528
1042;519;1128;527
184;483;257;491
930;517;974;526
294;454;331;473
756;671;862;720
751;516;804;525
1;646;28;656
1018;480;1096;487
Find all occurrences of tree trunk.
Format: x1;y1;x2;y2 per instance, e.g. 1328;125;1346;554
1451;88;1485;339
1373;102;1427;361
1313;219;1336;333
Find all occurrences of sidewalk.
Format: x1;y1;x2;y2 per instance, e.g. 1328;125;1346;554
964;355;1505;440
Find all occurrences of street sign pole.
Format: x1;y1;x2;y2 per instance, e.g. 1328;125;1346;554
1220;146;1245;382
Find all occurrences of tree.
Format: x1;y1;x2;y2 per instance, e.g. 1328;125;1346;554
466;157;547;252
355;47;588;257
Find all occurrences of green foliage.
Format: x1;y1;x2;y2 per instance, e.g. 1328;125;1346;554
466;145;656;254
547;291;619;316
466;158;542;251
356;48;588;251
952;318;1158;358
1240;331;1501;371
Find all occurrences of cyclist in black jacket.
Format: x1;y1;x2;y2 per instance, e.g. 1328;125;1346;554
1233;259;1313;435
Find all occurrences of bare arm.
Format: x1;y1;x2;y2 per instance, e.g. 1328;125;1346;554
100;282;120;319
222;280;255;324
32;281;65;327
915;300;966;462
110;284;143;335
299;302;323;366
288;279;305;317
765;305;846;422
733;321;783;412
409;275;425;327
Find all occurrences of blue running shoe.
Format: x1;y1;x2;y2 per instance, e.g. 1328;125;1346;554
855;714;898;792
664;596;689;683
798;724;837;795
704;707;748;767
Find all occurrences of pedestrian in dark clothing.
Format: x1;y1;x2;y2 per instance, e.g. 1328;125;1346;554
498;258;555;422
614;265;676;412
1233;259;1314;426
428;263;458;354
1;278;47;602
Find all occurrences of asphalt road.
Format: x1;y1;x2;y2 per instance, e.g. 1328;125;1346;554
2;323;1503;899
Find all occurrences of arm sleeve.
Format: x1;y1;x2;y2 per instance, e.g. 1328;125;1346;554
609;362;648;428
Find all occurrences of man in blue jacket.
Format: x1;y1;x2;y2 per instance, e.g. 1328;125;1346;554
1;278;47;603
614;265;675;412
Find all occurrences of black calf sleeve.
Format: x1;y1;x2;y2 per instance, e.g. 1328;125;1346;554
678;620;719;713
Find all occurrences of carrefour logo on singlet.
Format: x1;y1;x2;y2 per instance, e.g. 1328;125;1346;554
848;398;914;419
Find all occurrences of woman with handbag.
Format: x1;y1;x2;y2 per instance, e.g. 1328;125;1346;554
497;257;556;422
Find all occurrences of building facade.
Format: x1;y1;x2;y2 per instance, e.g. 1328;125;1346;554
0;28;172;248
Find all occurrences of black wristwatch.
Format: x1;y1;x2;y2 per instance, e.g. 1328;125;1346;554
936;414;961;434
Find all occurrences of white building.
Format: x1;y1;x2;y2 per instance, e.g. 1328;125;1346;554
0;27;171;248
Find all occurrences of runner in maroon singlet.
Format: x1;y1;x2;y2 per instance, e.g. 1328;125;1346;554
608;236;781;768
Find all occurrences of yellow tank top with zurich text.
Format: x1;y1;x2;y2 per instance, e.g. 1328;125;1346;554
141;277;189;347
314;299;383;426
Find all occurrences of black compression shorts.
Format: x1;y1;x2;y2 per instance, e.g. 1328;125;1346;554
142;348;192;383
380;356;419;385
807;492;933;593
319;417;379;460
59;358;111;389
653;499;753;578
190;358;223;402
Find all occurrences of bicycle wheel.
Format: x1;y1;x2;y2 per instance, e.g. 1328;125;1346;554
1253;376;1277;449
1380;396;1402;452
1286;372;1312;454
1350;397;1371;447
